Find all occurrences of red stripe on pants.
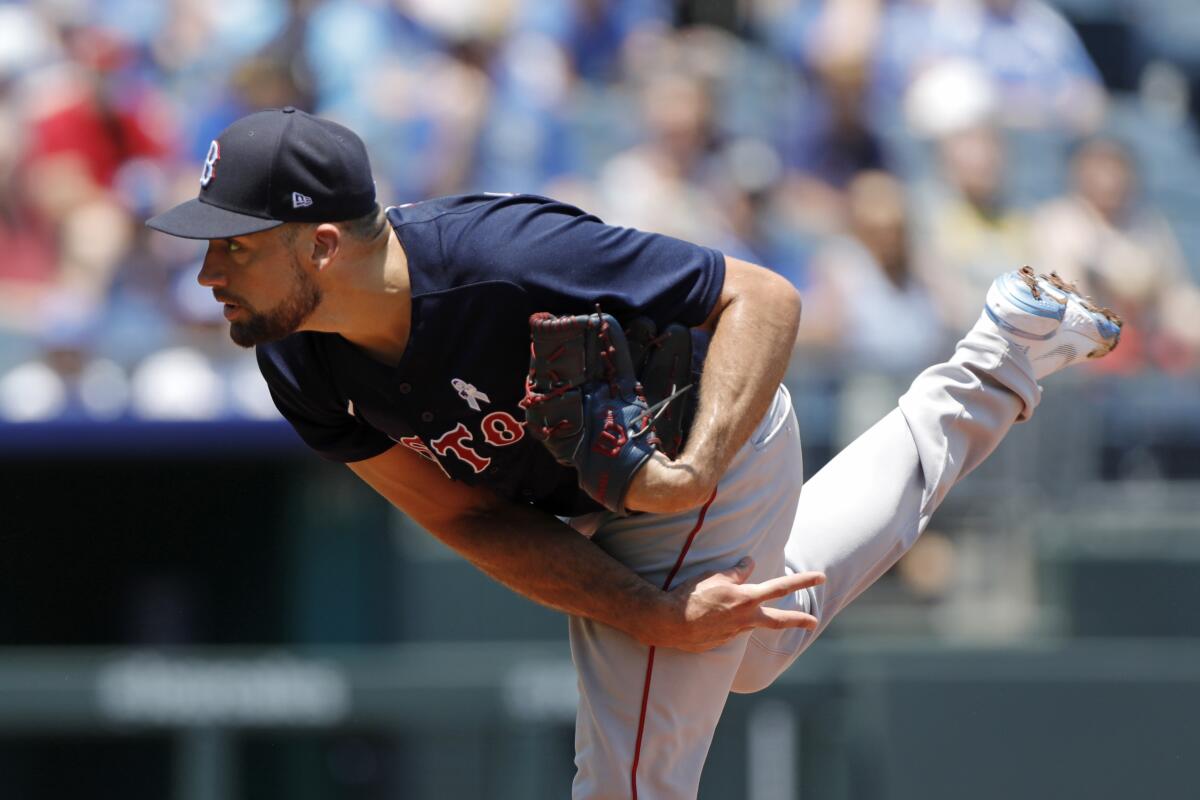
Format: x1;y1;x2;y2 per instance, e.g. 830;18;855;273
630;488;718;799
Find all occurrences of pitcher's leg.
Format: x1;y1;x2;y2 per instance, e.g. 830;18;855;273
735;330;1033;691
789;343;1028;634
570;387;804;799
570;617;749;800
733;407;930;692
897;325;1039;528
734;269;1122;691
734;337;1029;690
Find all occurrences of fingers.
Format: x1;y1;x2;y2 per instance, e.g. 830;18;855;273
744;570;825;603
674;607;819;652
754;606;819;631
743;571;824;632
661;563;824;651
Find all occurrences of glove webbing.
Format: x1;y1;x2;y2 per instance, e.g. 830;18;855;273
594;312;654;445
519;310;651;439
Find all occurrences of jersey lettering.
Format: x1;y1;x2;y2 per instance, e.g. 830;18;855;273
398;435;435;461
481;411;525;447
396;435;451;478
431;422;491;473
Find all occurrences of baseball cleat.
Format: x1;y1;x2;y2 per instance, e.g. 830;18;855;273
982;266;1122;380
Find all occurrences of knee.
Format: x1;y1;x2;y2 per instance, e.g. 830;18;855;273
730;628;814;694
730;586;820;694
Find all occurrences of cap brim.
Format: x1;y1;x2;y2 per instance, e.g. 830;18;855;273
145;197;283;240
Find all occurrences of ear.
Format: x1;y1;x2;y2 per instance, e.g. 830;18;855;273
311;223;342;271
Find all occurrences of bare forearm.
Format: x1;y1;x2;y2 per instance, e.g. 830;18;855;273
626;259;801;512
683;277;801;484
433;504;669;642
349;448;672;642
349;445;822;652
432;503;824;653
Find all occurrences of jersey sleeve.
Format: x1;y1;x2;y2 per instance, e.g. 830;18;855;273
422;195;726;328
255;340;393;463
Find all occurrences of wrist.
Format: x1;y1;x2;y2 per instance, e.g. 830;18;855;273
625;452;717;514
628;588;679;647
672;450;719;498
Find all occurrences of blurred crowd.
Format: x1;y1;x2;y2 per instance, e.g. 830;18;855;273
1;0;1198;437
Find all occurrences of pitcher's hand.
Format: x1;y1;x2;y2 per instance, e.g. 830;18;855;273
639;557;825;653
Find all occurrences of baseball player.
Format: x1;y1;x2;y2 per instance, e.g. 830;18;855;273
146;108;1121;799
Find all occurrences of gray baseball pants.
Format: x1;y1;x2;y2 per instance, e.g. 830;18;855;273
567;323;1040;799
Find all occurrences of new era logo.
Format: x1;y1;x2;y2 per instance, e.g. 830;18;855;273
292;192;313;208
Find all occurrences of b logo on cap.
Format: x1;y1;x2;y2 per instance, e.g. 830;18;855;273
199;140;220;187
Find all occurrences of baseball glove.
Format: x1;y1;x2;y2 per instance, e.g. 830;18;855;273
521;310;693;514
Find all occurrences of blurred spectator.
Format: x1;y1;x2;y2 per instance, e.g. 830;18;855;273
591;26;794;264
1030;137;1200;373
789;55;887;194
795;170;949;441
776;0;891;237
890;0;1107;133
1;11;175;343
477;1;675;194
0;91;58;336
595;64;744;252
0;8;58;333
473;28;574;193
761;0;1105;134
0;300;129;422
797;171;948;372
904;57;999;140
514;0;671;84
24;27;173;189
311;4;493;199
915;123;1032;329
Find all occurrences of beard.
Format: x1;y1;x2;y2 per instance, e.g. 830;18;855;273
229;253;323;348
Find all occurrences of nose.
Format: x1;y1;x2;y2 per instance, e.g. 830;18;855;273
197;244;226;288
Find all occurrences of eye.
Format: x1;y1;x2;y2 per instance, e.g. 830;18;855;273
226;239;243;253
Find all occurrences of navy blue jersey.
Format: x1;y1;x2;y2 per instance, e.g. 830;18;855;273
256;193;725;516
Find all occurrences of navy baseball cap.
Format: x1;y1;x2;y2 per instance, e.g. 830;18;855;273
146;107;377;240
